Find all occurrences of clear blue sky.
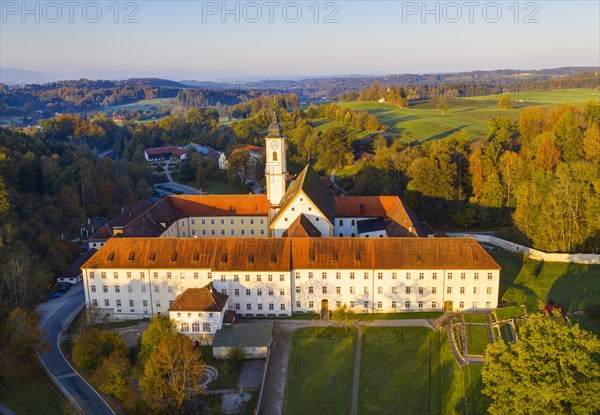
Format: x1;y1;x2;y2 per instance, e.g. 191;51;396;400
1;1;599;80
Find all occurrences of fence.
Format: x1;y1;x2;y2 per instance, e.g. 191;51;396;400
447;233;600;265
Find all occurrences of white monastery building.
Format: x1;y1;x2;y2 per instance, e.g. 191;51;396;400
81;115;501;337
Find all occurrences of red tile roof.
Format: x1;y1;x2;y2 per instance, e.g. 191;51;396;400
168;284;228;312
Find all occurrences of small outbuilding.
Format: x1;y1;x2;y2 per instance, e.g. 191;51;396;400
58;249;97;285
212;323;273;359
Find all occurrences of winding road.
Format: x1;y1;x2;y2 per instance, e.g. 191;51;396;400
37;285;114;415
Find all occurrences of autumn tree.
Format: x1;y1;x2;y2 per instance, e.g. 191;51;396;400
138;315;175;364
534;138;561;171
498;93;515;109
72;328;127;372
92;350;131;401
4;307;50;367
226;148;250;185
140;333;206;413
331;303;355;331
482;313;600;415
436;96;448;114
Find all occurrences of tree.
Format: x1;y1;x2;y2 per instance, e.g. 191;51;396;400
226;148;250;185
482;313;600;415
498;93;515;109
534;138;561;171
72;328;127;372
331;303;355;331
92;350;131;401
0;175;8;215
140;333;206;413
436;96;448;115
4;307;50;366
138;315;175;364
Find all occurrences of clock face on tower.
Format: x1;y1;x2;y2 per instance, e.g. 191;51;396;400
270;141;280;150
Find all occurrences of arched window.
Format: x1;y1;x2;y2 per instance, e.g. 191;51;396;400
192;322;200;332
351;219;356;226
339;220;343;226
202;322;211;333
181;322;189;332
272;151;278;161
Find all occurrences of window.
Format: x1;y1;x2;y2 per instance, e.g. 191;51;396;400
308;287;314;294
280;274;285;282
202;230;207;236
258;303;263;310
377;301;382;309
167;272;172;279
432;287;437;294
260;218;264;225
192;322;200;332
308;272;313;279
269;303;274;310
280;304;286;310
432;301;437;308
336;286;341;294
280;289;285;295
336;272;341;280
448;273;452;280
447;287;452;294
90;272;95;279
244;274;250;282
181;322;189;332
378;272;383;280
309;301;314;308
336;301;341;308
247;304;252;310
91;285;96;293
250;218;255;225
221;289;227;295
257;275;261;282
203;323;211;332
210;219;215;225
392;301;397;308
460;287;465;294
154;285;159;293
208;272;212;280
230;219;235;225
113;272;118;279
240;230;245;235
350;301;355;308
418;301;423;308
194;272;199;279
235;303;240;310
392;272;397;280
350;272;355;280
459;301;464;308
268;274;273;282
474;272;479;280
406;272;411;280
141;286;147;293
246;289;251;296
221;275;226;281
296;300;302;308
230;230;234;235
322;272;327;279
234;288;240;296
364;287;369;294
350;287;355;294
295;272;300;279
221;229;225;236
405;301;410;308
418;287;424;294
268;289;274;296
191;219;195;225
143;300;148;307
104;299;110;306
103;285;108;293
364;272;369;280
392;287;397;294
295;287;301;294
220;219;225;225
156;300;161;307
167;286;173;293
487;287;492;294
461;272;466;280
126;272;132;279
115;285;120;293
140;272;145;279
473;302;478;308
241;219;245;225
211;230;216;235
486;301;491;308
101;272;106;279
233;275;239;282
474;287;479;294
488;273;493;280
432;272;437;280
378;286;383;294
405;287;411;294
257;289;263;296
117;299;121;306
201;219;206;225
322;287;327;294
92;299;98;306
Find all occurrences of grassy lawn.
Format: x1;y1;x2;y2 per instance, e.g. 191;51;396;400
104;98;175;112
0;350;64;415
465;325;491;356
202;179;245;195
493;305;526;321
351;311;443;320
197;346;242;390
283;327;355;415
463;313;489;323
462;364;491;415
359;327;464;415
496;323;515;344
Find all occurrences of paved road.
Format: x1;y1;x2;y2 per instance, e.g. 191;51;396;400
37;285;114;415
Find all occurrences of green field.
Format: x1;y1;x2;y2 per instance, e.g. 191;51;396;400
104;98;175;112
202;180;244;195
334;88;598;142
462;364;491;415
463;313;489;323
283;327;355;415
465;325;491;356
358;327;464;415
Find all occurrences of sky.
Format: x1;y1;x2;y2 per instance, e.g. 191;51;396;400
1;1;599;81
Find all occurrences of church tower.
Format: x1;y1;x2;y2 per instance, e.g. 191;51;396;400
265;113;287;208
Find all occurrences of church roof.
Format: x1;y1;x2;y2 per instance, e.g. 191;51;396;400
266;113;284;138
282;214;322;237
83;237;501;271
272;164;336;224
168;284;228;312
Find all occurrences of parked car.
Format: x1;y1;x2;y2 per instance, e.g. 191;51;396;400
49;291;62;299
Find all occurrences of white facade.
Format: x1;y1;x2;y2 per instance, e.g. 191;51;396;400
265;135;287;207
162;216;268;238
271;192;333;237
